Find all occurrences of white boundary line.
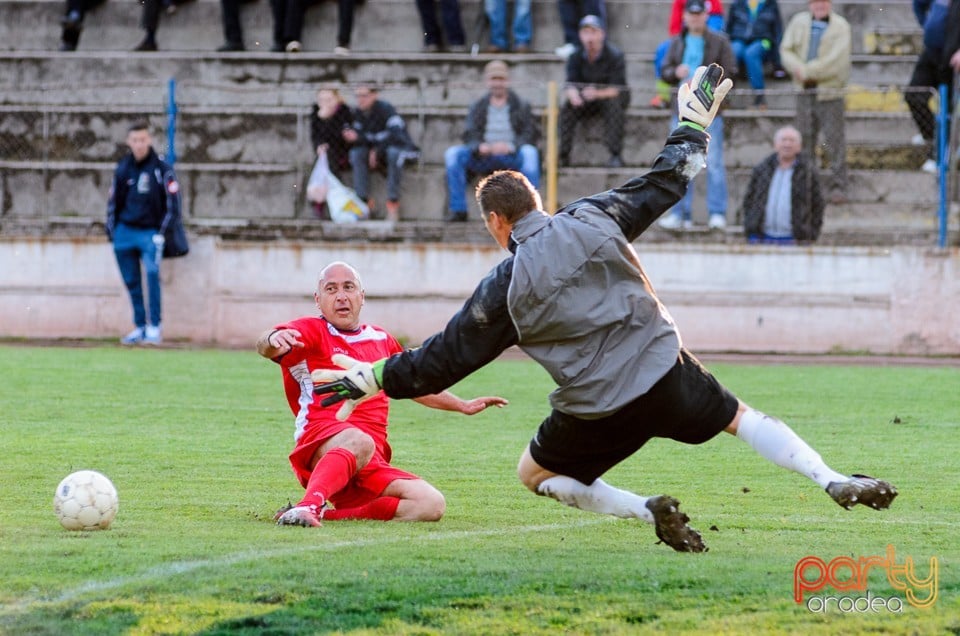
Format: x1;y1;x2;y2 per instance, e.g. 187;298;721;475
0;517;614;618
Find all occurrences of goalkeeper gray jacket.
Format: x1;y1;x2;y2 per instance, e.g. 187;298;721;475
383;126;707;419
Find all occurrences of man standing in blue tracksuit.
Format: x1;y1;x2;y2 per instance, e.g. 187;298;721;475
106;122;181;346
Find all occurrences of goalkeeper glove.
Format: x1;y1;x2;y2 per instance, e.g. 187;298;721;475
311;354;386;421
676;63;733;132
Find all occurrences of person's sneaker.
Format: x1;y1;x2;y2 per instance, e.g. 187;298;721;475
217;41;245;52
607;155;624;168
275;504;322;527
385;200;400;222
645;495;706;553
333;46;350;56
708;214;727;229
143;325;162;345
120;327;145;345
285;40;301;53
554;42;576;59
911;133;927;146
658;214;683;230
446;212;468;223
921;158;938;174
826;475;898;511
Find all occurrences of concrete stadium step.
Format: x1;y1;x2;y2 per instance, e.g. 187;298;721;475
1;158;939;224
0;104;930;168
2;0;919;56
1;51;919;109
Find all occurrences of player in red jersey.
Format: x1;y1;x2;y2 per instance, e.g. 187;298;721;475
257;261;508;527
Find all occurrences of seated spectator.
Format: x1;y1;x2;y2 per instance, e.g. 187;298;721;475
650;0;724;108
271;0;354;54
559;15;629;168
415;0;467;52
345;84;418;222
444;60;541;223
484;0;532;53
59;0;107;51
311;87;355;176
742;125;825;244
724;0;783;108
554;0;606;59
657;0;736;231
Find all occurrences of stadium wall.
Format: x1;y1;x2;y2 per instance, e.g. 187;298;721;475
1;237;958;354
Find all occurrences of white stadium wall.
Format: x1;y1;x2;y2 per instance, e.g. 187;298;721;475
1;237;958;355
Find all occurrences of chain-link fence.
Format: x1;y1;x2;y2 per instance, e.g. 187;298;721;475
0;79;955;241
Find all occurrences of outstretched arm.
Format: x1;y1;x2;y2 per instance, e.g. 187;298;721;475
413;392;508;415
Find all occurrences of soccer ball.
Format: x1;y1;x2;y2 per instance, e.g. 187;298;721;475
53;470;119;531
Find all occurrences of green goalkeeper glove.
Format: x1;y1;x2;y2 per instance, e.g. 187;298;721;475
677;63;733;132
311;354;386;421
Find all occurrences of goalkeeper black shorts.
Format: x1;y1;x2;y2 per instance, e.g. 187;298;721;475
529;348;739;485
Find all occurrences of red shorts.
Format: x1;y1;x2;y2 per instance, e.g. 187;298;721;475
289;423;419;509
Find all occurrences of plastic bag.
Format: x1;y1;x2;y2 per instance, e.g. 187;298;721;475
307;151;369;223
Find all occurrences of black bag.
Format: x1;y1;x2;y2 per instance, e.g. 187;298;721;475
163;216;190;258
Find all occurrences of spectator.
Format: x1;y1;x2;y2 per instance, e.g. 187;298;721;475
311;87;355;177
484;0;532;53
651;0;725;108
345;84;417;222
724;0;783;108
217;0;254;51
58;0;106;51
554;0;606;59
559;15;629;169
905;0;956;173
779;0;851;202
105;122;182;346
260;261;507;528
657;0;736;230
444;60;541;223
271;0;355;54
743;125;825;243
415;0;467;52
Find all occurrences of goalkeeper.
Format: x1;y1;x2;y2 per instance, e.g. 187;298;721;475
258;261;507;528
313;66;898;552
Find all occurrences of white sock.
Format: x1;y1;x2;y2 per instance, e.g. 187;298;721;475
736;408;847;488
536;476;655;523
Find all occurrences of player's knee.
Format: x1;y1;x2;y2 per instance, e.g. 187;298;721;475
419;490;446;522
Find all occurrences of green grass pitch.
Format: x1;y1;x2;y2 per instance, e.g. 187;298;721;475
0;344;957;635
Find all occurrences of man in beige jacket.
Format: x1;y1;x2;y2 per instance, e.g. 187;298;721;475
779;0;851;202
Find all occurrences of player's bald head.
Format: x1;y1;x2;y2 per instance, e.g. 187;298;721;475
318;261;363;290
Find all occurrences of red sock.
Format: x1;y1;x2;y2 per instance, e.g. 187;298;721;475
298;447;357;509
323;496;400;521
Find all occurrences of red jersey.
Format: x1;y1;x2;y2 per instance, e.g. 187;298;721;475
669;0;725;36
272;316;404;450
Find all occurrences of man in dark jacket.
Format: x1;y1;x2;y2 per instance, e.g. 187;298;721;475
344;84;418;222
743;125;825;243
312;66;898;554
724;0;783;107
443;60;541;223
559;15;629;168
106;122;182;345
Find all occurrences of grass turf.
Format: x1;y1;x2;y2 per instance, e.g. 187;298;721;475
0;344;957;635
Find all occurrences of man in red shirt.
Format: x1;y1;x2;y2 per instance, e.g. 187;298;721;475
257;261;507;527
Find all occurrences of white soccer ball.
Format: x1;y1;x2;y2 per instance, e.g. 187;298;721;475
53;470;119;531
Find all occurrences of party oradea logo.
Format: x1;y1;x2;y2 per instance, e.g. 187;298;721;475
794;545;938;613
